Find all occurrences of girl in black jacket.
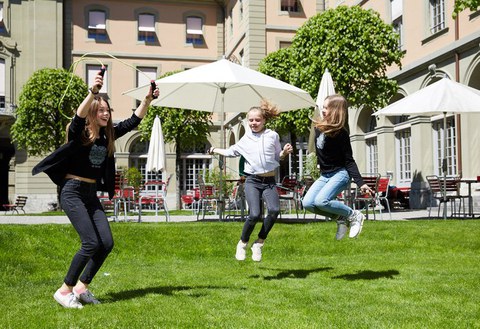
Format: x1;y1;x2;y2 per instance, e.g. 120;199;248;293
33;70;158;308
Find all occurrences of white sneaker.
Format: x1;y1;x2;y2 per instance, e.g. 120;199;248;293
335;216;349;240
235;240;247;261
251;242;264;262
54;289;83;309
348;210;365;238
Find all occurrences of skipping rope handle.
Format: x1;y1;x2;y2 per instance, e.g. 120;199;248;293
151;80;158;99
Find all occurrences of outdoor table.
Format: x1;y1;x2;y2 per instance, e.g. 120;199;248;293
460;178;479;218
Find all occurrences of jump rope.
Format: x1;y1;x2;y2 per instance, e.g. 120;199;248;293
57;51;157;120
61;52;245;175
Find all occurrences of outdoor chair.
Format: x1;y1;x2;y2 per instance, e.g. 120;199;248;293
426;175;468;218
353;173;380;220
277;175;300;219
196;174;221;221
138;173;172;222
3;196;28;214
376;176;392;220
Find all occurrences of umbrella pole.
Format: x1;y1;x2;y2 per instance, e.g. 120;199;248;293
442;112;447;220
218;87;226;221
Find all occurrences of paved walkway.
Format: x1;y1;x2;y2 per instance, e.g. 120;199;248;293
0;208;437;225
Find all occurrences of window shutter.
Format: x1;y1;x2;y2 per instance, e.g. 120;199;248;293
89;11;106;29
186;17;203;35
139;14;155;32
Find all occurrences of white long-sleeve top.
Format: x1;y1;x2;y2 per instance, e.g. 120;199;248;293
215;129;282;175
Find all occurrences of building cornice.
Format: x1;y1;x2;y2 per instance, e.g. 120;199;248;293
388;30;480;81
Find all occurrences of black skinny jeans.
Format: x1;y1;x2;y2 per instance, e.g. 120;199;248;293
241;175;280;242
60;179;114;286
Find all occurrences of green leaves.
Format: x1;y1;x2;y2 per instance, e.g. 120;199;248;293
11;68;87;156
453;0;480;18
290;5;404;110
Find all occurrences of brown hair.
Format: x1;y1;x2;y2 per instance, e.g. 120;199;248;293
314;94;348;137
66;96;115;156
248;99;280;121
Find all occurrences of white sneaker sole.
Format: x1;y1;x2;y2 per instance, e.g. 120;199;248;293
349;212;365;238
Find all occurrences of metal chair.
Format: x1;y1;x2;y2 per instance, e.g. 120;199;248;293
375;176;392;220
277;175;300;219
426;175;468;218
196;174;221;220
353;173;380;220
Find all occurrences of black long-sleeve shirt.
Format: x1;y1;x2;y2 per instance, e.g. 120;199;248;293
314;127;365;187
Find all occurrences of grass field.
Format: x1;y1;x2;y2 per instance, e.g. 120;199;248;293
0;219;479;328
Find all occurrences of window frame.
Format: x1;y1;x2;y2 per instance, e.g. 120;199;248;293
185;16;204;45
429;0;446;34
87;9;108;41
86;64;108;94
432;115;457;176
138;13;156;43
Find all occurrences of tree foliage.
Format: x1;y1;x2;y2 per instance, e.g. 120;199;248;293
453;0;480;18
11;68;87;156
258;48;311;138
290;6;404;110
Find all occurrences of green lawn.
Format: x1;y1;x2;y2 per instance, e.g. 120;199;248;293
0;220;479;328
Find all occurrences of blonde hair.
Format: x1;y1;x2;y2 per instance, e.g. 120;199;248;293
314;94;348;136
247;99;280;121
66;96;115;156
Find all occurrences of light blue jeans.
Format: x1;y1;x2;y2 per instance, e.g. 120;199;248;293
302;168;353;219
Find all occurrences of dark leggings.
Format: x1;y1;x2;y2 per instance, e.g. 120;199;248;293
60;179;114;286
241;175;280;242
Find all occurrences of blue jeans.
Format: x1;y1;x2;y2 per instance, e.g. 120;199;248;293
241;175;280;242
60;179;114;286
302;169;353;219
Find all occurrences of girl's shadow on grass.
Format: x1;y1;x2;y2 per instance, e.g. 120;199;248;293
250;267;333;281
332;269;400;280
104;285;239;303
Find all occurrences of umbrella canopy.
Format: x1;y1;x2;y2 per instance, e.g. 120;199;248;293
373;77;480;219
373;78;480;116
308;69;336;153
123;58;315;220
145;115;166;173
123;58;315;120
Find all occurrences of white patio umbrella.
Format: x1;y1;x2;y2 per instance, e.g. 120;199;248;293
145;115;166;219
123;58;316;220
373;77;480;219
308;69;336;153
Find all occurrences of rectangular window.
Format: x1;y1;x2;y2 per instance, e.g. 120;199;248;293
138;14;155;43
365;137;378;174
136;67;157;107
430;0;445;34
432;117;457;176
0;58;5;110
87;64;108;94
186;17;204;45
279;41;292;49
281;0;299;12
137;67;157;88
181;158;211;191
88;10;107;41
0;3;5;33
395;129;412;184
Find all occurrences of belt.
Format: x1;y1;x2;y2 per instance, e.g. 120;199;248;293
245;174;276;183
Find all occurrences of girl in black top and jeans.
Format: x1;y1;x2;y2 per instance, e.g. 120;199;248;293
302;94;373;240
33;70;159;308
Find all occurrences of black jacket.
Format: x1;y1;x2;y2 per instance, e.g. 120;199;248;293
32;113;142;199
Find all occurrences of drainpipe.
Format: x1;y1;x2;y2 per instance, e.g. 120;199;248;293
454;12;462;175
